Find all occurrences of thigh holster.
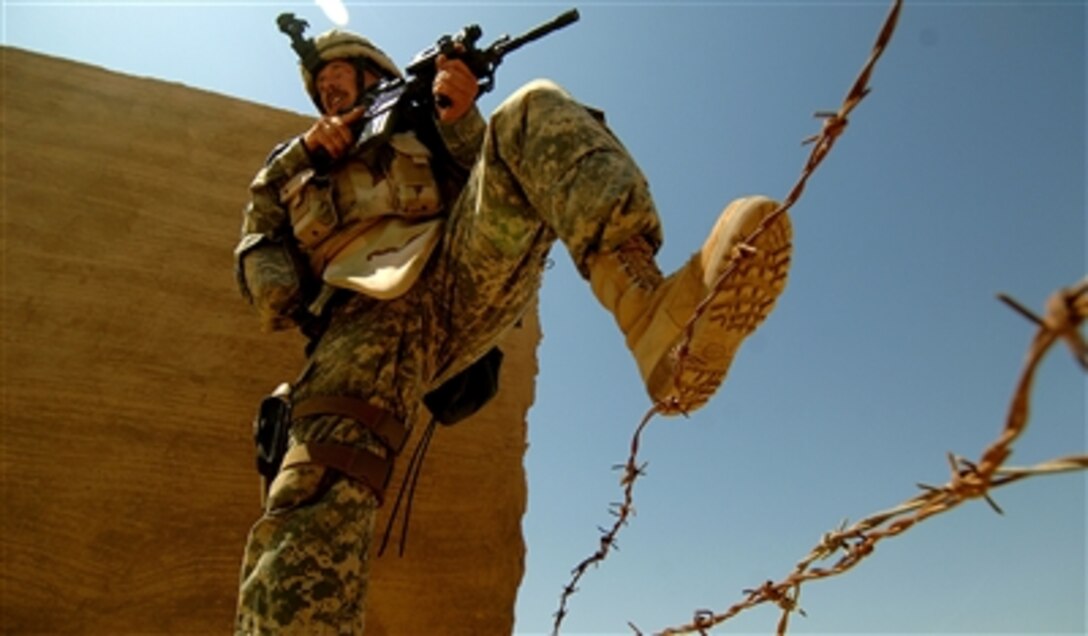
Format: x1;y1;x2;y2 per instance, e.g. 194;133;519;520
281;396;408;505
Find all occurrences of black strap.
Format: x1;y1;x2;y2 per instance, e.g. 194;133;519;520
378;416;438;557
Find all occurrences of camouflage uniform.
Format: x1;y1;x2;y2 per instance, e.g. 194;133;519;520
234;79;662;634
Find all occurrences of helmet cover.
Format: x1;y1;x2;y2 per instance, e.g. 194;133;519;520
301;30;402;111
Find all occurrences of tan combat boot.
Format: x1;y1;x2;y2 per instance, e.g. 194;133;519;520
588;195;792;414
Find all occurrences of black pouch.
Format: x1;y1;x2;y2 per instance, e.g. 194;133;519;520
253;384;292;501
423;347;504;425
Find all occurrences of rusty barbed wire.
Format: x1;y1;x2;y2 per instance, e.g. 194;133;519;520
551;406;659;636
551;1;904;633
646;278;1087;635
677;0;903;387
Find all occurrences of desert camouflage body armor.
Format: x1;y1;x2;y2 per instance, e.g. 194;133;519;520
284;131;445;299
234;126;460;331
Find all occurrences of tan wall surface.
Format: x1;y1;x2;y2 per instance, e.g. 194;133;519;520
1;46;536;635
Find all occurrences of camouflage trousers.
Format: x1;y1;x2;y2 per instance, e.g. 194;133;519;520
235;79;663;634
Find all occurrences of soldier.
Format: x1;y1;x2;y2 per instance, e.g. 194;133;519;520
234;24;792;635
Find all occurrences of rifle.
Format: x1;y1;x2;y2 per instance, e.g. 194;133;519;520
277;9;580;171
406;9;580;108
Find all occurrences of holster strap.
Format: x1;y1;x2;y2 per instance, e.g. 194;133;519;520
292;396;408;453
281;442;393;505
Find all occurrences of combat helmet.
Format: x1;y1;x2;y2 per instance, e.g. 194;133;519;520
300;29;403;112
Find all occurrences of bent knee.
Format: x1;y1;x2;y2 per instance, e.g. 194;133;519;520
492;78;574;120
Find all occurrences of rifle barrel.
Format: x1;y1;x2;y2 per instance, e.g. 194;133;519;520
498;8;580;56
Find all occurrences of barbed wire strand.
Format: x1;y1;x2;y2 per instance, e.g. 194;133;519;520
550;1;904;634
679;0;903;383
551;406;661;636
647;278;1087;635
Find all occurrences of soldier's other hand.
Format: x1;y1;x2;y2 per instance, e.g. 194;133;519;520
434;53;478;123
302;106;366;162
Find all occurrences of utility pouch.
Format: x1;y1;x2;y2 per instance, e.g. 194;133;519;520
253;382;292;506
424;347;504;425
388;133;443;217
287;172;338;251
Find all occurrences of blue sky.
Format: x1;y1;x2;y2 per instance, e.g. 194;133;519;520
4;1;1085;634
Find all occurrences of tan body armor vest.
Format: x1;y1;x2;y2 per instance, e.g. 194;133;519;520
279;132;445;299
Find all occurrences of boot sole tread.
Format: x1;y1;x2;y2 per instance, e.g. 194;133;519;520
652;212;792;413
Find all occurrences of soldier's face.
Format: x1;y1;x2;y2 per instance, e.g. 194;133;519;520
317;60;362;114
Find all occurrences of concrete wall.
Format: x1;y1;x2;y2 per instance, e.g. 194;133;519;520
1;46;536;635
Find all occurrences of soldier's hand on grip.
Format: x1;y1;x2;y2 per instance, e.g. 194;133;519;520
434;53;479;123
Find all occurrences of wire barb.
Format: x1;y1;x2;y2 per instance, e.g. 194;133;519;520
551;0;1086;632
652;278;1087;634
553;1;908;633
551;407;659;636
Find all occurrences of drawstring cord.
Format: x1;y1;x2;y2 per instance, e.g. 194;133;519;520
378;415;438;557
